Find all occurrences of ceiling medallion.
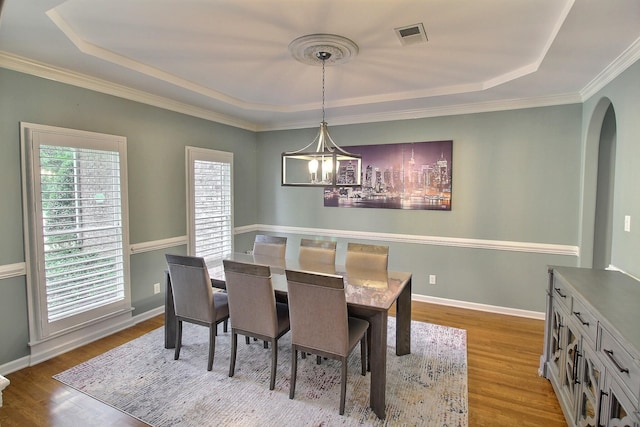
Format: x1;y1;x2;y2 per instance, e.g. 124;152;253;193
288;34;359;66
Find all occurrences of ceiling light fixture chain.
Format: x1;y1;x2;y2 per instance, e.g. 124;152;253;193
281;35;361;187
321;52;327;124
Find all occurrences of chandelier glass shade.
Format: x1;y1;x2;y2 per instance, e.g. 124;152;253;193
281;35;361;187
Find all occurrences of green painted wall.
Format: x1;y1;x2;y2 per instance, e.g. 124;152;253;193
258;107;583;243
1;57;639;368
0;68;257;365
255;106;584;311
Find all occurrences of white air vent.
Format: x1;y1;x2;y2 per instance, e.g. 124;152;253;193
395;23;428;46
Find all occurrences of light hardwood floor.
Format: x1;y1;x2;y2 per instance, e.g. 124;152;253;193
0;301;566;426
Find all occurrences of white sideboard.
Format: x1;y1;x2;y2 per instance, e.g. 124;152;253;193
541;266;640;427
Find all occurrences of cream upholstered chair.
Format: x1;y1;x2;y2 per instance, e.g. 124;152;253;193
165;254;230;371
298;238;337;265
285;269;368;415
345;243;389;270
252;235;287;258
223;260;290;390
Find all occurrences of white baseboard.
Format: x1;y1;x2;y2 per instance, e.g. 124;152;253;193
133;306;164;323
412;294;545;320
0;296;542;376
0;307;165;376
0;356;30;377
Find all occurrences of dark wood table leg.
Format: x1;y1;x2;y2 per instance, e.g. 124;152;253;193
396;276;412;355
368;310;388;419
164;270;176;349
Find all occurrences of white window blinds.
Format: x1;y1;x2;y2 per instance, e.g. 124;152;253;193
21;123;131;339
38;144;125;322
187;147;233;260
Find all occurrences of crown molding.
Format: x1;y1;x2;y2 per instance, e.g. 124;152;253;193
262;93;584;131
5;34;637;135
0;51;258;132
580;36;640;101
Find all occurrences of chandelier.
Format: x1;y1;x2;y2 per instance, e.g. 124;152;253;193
281;34;362;187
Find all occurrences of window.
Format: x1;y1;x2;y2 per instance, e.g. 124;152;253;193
186;147;233;260
21;123;131;339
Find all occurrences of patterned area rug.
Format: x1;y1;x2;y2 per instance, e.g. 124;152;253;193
54;318;467;426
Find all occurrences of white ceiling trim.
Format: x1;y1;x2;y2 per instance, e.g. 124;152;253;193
0;51;258;131
580;36;640;101
45;1;578;116
3;32;639;133
46;9;285;113
263;93;584;131
482;0;575;91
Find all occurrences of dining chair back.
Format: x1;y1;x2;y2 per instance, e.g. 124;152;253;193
253;234;287;258
298;238;337;266
285;269;368;415
223;259;290;390
345;243;389;270
165;254;229;371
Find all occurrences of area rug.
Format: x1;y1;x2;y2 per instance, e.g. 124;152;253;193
54;318;467;426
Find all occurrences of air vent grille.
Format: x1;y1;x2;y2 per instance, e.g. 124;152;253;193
395;23;428;46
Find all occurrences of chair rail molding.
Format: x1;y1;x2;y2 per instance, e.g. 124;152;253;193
129;236;188;255
0;263;26;280
252;224;579;256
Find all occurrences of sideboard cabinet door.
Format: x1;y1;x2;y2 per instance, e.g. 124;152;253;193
600;374;639;427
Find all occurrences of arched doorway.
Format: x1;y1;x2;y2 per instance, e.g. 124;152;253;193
591;103;617;269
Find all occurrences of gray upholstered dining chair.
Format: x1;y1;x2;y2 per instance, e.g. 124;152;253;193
165;254;230;371
298;238;337;265
345;243;389;270
223;259;290;390
252;234;287;258
285;269;368;415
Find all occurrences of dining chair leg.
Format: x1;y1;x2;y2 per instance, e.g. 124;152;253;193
289;348;298;399
223;319;228;333
207;324;216;371
269;339;277;390
245;336;250;345
339;358;348;415
316;355;321;365
229;332;238;377
360;333;367;376
174;320;182;360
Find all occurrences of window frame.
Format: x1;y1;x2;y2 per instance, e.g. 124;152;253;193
20;122;132;341
185;146;234;260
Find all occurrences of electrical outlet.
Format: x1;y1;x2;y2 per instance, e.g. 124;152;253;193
429;275;437;285
153;283;161;294
624;215;631;232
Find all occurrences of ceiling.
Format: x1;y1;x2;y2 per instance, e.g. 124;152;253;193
1;0;640;132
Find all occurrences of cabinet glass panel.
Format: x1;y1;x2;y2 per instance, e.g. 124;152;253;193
563;324;579;401
551;307;564;376
601;378;638;427
577;349;600;427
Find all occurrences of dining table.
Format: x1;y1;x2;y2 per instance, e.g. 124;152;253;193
163;252;413;419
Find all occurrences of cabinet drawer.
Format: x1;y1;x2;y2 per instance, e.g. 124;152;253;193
571;297;598;343
551;275;572;311
599;325;640;403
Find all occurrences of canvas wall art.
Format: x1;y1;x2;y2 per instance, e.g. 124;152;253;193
324;140;452;210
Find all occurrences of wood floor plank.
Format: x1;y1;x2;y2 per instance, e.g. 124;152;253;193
0;302;566;426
